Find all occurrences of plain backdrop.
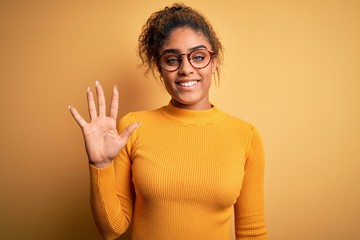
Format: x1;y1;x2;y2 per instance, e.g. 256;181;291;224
1;0;359;239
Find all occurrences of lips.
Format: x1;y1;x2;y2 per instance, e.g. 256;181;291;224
176;80;199;87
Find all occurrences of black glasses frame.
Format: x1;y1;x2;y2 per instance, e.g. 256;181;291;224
159;49;215;72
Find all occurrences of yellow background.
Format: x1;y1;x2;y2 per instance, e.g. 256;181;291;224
1;1;359;239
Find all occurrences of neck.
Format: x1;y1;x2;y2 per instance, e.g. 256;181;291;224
170;99;212;110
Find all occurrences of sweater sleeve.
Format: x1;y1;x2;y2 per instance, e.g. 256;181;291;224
89;113;137;240
234;126;268;239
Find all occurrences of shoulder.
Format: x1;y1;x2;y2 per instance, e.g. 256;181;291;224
118;107;164;130
218;110;263;146
220;111;265;161
220;110;254;132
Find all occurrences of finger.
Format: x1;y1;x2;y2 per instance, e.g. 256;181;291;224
119;121;141;143
95;80;106;116
68;105;87;128
109;85;119;119
87;87;97;120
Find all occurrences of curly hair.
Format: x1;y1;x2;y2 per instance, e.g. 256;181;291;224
138;3;223;82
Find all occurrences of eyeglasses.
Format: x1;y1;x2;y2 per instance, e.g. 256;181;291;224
159;49;215;72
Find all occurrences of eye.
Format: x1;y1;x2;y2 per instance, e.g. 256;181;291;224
162;54;181;66
166;58;181;65
192;55;205;62
190;50;207;62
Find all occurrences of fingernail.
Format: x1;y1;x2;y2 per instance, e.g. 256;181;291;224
137;121;142;126
87;87;91;92
68;105;72;109
95;80;99;86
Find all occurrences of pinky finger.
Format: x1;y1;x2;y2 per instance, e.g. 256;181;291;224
68;105;87;128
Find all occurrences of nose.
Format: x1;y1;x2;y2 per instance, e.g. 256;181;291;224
178;56;194;75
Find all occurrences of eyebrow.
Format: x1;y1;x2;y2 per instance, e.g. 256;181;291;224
161;45;208;55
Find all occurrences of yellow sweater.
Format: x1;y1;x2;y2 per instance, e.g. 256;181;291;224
89;102;267;240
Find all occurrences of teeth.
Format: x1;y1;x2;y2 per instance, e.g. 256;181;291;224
178;81;198;87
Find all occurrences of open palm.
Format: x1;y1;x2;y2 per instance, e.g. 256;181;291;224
69;81;140;168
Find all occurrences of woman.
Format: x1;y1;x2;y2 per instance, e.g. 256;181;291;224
69;3;267;240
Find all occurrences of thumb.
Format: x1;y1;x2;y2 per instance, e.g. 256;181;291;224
119;121;141;142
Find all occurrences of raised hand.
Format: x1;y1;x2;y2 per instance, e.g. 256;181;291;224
68;81;140;168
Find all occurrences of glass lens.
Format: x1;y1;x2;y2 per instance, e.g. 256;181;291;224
189;49;211;68
160;49;212;71
160;53;181;71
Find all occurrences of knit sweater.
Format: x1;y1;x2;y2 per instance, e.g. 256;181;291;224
89;102;267;240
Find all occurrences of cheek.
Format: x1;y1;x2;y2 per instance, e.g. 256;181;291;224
199;68;214;81
161;73;176;92
160;71;170;85
160;71;170;83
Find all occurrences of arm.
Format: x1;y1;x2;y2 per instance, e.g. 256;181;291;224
89;114;137;239
68;81;140;239
234;127;268;240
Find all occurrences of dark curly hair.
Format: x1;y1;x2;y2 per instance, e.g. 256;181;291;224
138;3;223;82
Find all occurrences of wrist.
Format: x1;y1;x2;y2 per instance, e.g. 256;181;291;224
89;161;112;169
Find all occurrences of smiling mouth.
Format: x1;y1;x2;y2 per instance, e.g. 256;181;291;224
176;80;199;87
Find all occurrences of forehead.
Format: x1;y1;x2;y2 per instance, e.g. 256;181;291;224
161;27;211;52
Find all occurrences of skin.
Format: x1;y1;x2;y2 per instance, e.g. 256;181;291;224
68;81;140;168
160;27;217;110
69;27;217;167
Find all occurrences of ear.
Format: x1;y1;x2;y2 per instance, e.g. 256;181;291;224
211;57;217;73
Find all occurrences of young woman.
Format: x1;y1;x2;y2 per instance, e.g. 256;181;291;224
69;3;267;240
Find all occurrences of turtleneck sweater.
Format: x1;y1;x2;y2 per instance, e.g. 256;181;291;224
89;102;267;240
